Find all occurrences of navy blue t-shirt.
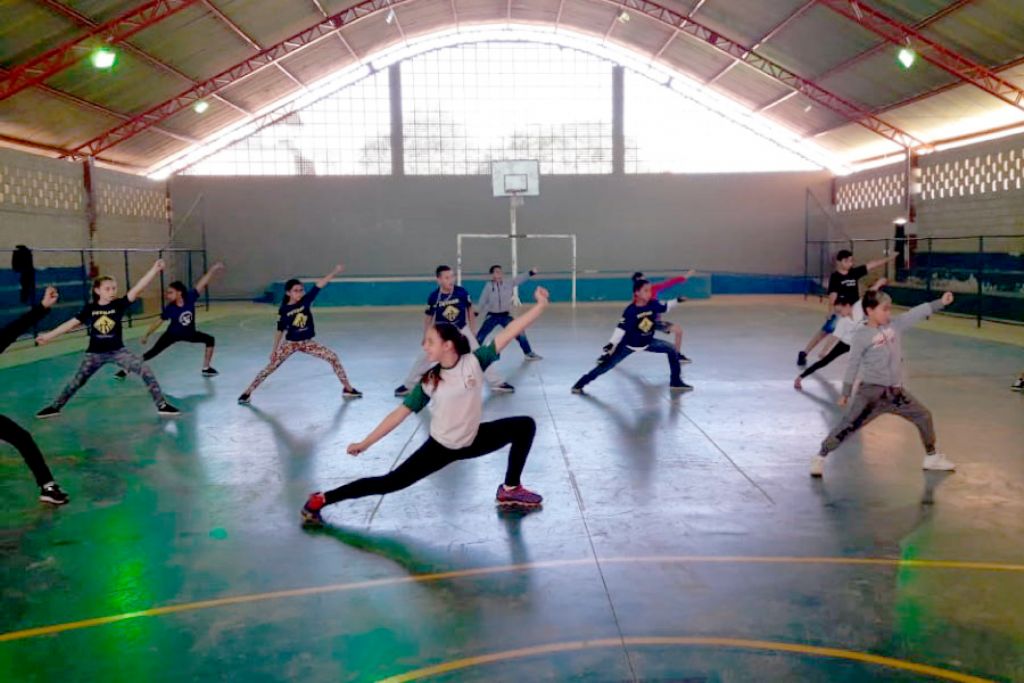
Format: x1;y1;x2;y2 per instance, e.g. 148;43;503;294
75;296;131;353
618;300;669;348
162;289;200;337
426;286;472;328
277;285;320;342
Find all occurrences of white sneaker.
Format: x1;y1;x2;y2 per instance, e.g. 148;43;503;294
1012;377;1024;392
922;453;956;471
809;455;826;478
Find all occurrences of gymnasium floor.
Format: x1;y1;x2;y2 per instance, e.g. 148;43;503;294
1;297;1022;682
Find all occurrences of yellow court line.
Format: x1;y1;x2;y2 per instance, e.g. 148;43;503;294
2;555;1023;643
376;636;995;683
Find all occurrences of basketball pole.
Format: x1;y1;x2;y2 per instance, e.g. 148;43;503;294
510;192;523;306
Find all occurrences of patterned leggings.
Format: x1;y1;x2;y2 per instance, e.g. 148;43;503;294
52;349;165;408
244;340;350;396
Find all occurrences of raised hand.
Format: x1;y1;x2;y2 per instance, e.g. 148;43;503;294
941;291;954;306
347;441;367;456
41;286;59;308
534;286;550;305
153;259;166;272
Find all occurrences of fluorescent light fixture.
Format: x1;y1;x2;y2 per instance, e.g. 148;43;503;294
386;8;395;24
193;100;210;114
897;47;916;69
618;11;630;23
90;47;117;69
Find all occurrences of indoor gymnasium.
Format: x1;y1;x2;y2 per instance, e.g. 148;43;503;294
1;1;1023;680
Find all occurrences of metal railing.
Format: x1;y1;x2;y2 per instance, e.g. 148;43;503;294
805;235;1024;327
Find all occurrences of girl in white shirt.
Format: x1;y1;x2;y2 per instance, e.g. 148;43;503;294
302;287;550;526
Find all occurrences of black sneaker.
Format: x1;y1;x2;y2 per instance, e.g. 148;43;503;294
394;385;410;397
343;387;363;399
39;482;69;506
1012;377;1024;392
679;354;693;364
201;367;219;377
237;393;251;405
157;402;181;417
797;351;808;367
571;385;586;395
670;382;694;393
114;369;127;380
35;406;61;419
492;382;515;393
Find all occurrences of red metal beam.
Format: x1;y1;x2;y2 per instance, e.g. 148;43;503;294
757;0;975;114
614;0;921;148
1;0;199;102
67;0;410;158
818;0;1024;110
706;0;816;86
0;133;139;170
651;0;706;61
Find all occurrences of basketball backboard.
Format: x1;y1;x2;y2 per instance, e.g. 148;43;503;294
492;160;540;197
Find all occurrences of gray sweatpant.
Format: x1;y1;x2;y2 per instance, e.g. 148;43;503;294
820;384;936;456
402;325;503;388
52;348;166;409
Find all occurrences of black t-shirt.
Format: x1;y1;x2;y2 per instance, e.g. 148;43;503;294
75;297;131;353
162;289;199;336
277;285;320;342
827;265;868;305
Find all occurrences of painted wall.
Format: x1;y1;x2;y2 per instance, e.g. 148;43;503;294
171;171;831;297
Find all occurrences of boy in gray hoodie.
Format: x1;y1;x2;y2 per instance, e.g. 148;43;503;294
810;289;956;478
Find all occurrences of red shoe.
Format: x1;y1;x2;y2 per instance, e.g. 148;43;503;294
495;484;543;507
301;492;326;526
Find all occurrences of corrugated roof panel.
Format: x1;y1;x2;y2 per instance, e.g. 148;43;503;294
512;0;560;24
44;53;188;115
395;1;460;36
816;122;904;161
884;81;1024;143
712;60;792;109
658;34;738;82
210;0;321;48
162;99;244;139
103;128;189;167
339;22;404;58
818;49;956;111
0;0;80;64
697;0;814;47
277;39;357;85
0;88;116;148
126;5;252;81
868;0;954;25
216;65;301;111
66;0;145;23
558;0;623;40
759;5;881;78
922;0;1024;67
766;92;850;137
451;0;507;23
607;13;676;56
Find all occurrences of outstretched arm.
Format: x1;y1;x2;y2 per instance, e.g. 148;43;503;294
194;261;225;294
0;287;58;353
891;292;952;332
868;277;888;292
315;263;344;289
347;405;413;455
36;317;82;345
512;268;537;287
127;259;165;302
493;287;549;353
651;270;694;296
865;253;897;272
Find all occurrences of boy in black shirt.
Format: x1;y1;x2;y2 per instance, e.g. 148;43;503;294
0;286;68;504
114;262;223;379
35;260;180;418
797;249;895;367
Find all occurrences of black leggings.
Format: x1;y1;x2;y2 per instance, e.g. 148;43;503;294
800;341;850;379
0;414;54;487
144;331;215;361
323;416;536;505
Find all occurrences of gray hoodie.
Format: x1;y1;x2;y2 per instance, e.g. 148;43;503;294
841;299;945;397
477;271;534;316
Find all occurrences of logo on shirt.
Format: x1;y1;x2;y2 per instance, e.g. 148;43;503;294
442;305;460;322
638;317;654;334
292;312;309;329
94;315;116;335
871;329;896;347
178;311;193;327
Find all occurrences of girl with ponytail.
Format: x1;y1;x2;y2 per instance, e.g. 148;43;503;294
301;287;552;527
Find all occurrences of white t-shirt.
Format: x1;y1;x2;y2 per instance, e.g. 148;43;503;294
402;344;499;449
833;301;866;345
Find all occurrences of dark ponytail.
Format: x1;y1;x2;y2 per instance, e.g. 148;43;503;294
282;278;301;305
631;273;649;293
421;324;471;389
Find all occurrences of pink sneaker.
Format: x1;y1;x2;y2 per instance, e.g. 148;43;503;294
301;492;326;526
495;484;543;508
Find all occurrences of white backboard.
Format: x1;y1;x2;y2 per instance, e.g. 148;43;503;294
491;160;540;197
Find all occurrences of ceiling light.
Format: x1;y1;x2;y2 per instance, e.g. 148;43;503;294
618;11;630;23
89;47;117;69
850;1;863;20
803;104;812;113
386;8;395;24
897;47;916;69
193;100;210;114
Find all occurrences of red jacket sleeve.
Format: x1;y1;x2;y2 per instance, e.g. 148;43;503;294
651;275;687;296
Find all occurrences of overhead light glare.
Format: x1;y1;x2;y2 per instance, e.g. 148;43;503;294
90;47;117;69
193;100;210;114
618;11;630;23
386;8;395;24
897;47;916;69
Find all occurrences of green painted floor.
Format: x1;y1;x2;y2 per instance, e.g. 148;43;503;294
1;300;1022;682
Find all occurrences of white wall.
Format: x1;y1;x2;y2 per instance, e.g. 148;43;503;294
171;171;831;297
